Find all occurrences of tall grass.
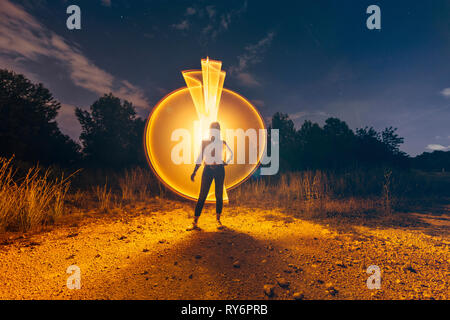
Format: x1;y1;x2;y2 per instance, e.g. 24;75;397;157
231;171;344;217
93;183;112;213
383;169;393;215
65;167;157;213
0;157;72;232
229;168;450;218
3;155;447;232
118;167;153;202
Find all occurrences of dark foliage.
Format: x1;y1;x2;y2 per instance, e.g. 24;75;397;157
413;150;450;172
0;69;80;165
76;93;146;168
269;112;409;171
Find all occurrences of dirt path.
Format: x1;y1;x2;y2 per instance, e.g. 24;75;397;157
0;200;448;300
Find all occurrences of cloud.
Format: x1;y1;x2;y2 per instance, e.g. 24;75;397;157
223;1;247;28
289;111;331;120
426;144;450;151
251;99;265;107
228;31;276;87
101;0;111;7
434;135;450;140
185;7;196;16
56;104;82;140
236;72;260;87
171;20;190;31
0;0;149;110
206;6;216;19
206;1;247;39
289;111;308;120
173;2;247;41
440;88;450;98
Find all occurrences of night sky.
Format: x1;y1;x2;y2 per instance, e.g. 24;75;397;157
1;0;449;156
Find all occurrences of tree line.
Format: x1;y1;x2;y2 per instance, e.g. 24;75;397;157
0;69;144;168
269;112;408;171
0;69;448;171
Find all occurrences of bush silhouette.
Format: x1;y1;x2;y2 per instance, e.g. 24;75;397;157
76;93;145;168
0;69;80;165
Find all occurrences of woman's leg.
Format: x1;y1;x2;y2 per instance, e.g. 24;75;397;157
194;167;213;218
188;168;213;230
214;165;225;228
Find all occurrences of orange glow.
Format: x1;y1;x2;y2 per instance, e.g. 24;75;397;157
144;58;266;202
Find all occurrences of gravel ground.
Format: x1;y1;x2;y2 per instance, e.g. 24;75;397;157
0;199;448;300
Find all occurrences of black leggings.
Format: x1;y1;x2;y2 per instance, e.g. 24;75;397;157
195;165;225;217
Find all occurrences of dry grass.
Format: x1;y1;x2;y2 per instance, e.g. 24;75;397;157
230;168;450;223
68;189;90;209
87;167;155;213
230;170;392;218
93;183;113;213
118;167;152;202
2;155;447;233
0;157;72;232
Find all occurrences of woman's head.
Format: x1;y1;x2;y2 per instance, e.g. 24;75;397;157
209;122;221;140
210;122;220;131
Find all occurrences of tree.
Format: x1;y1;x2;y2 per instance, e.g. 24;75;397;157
413;151;450;172
75;93;145;168
323;118;356;168
267;111;408;171
269;112;298;170
296;120;327;169
355;126;389;164
0;69;80;165
381;127;404;155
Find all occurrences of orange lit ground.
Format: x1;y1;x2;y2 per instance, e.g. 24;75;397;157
0;199;449;300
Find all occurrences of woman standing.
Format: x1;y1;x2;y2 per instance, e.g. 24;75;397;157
187;122;233;231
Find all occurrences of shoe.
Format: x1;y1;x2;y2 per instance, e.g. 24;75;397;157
216;220;224;230
186;223;199;231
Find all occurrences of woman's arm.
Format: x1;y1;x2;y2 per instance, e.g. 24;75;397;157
191;143;203;181
191;163;201;180
224;141;233;165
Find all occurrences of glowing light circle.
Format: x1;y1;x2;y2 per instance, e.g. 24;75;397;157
144;87;266;202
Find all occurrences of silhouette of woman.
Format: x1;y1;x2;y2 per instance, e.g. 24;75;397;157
187;122;233;230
